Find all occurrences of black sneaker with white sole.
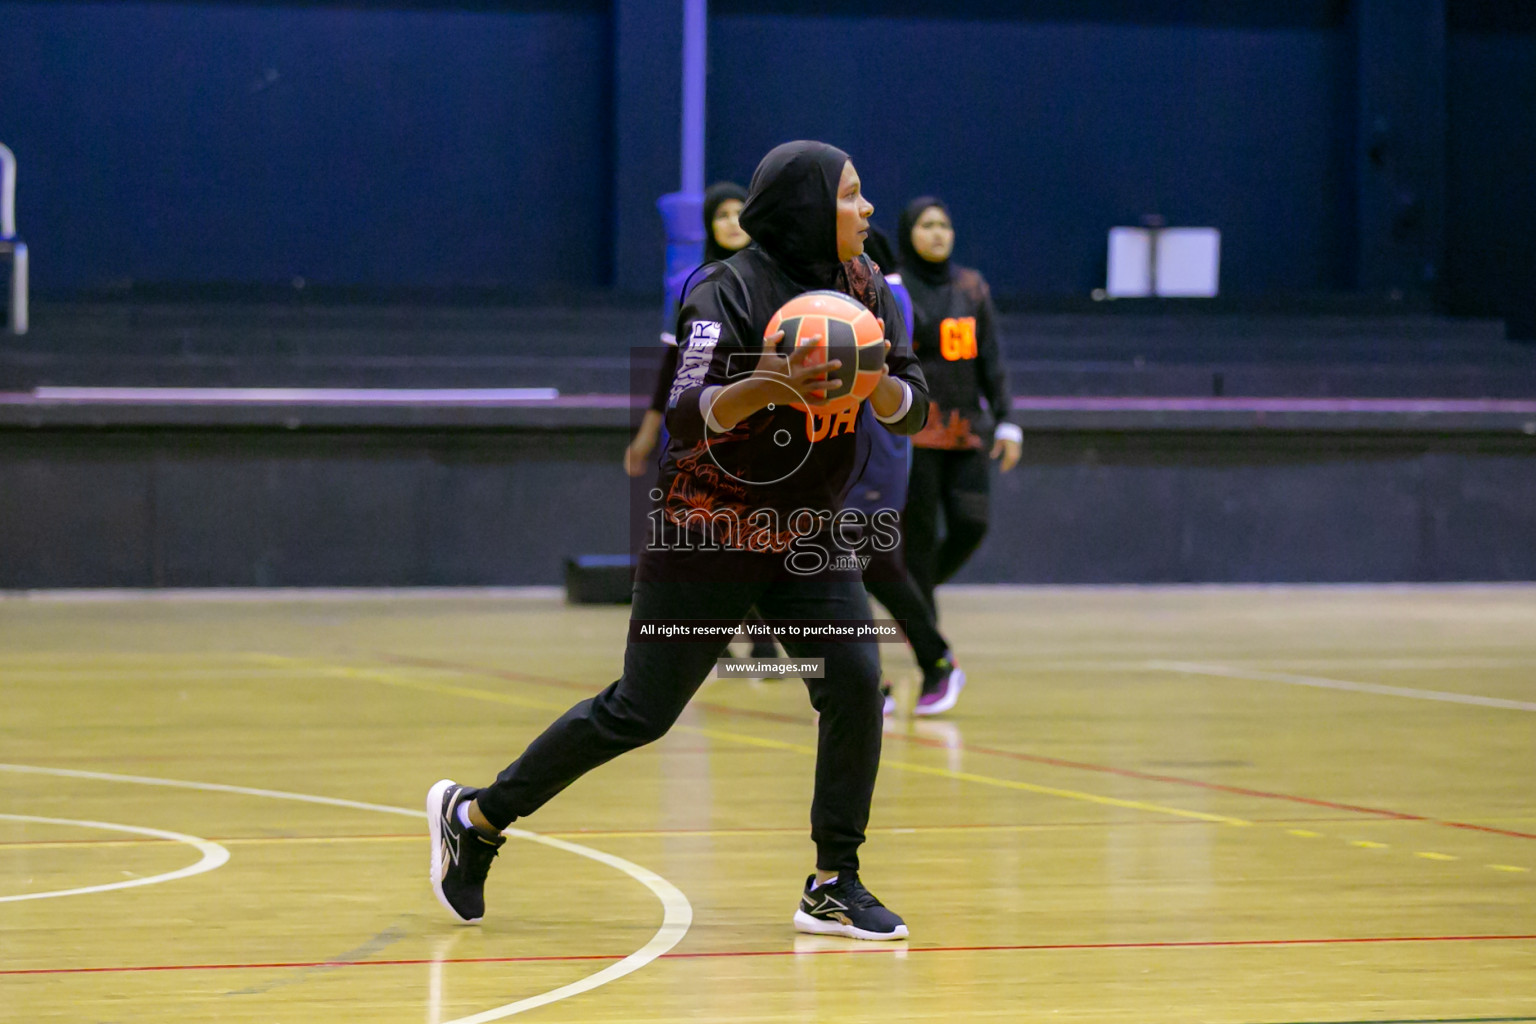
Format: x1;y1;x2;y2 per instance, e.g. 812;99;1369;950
427;778;505;924
793;873;908;941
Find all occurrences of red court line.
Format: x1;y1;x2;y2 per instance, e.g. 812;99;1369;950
899;741;1536;841
8;934;1534;977
892;740;1536;840
379;654;1536;841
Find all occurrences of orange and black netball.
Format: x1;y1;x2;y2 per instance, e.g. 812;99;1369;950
764;290;886;413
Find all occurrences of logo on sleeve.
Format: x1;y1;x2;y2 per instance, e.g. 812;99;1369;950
668;321;723;405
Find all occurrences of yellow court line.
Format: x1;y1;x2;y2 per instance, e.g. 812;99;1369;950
882;757;1246;825
253;655;1250;828
7;832;1531;875
0;667;289;677
0;820;1232;854
0;835;415;852
0;653;259;664
685;720;1246;824
542;822;1201;839
250;655;573;714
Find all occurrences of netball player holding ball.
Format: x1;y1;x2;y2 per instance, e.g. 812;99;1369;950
428;141;930;941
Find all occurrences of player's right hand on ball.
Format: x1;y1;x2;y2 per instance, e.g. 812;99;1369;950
754;331;840;407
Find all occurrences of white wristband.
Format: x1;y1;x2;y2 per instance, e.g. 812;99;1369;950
994;421;1023;444
874;379;913;424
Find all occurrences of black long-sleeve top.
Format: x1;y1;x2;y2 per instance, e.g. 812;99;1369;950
904;264;1011;450
659;247;929;551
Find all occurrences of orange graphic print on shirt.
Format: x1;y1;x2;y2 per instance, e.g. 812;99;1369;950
663;432;801;552
913;402;983;451
804;402;859;442
939;317;978;361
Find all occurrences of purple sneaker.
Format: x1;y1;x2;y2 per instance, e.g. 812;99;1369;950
913;657;965;717
880;680;896;716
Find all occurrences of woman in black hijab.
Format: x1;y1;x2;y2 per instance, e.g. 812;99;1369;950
896;197;1021;716
627;180;752;478
427;142;928;942
702;180;750;262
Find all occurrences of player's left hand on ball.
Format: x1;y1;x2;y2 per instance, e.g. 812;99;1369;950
866;341;904;411
868;340;893;387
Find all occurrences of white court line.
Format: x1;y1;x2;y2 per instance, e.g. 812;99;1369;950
1000;656;1536;672
31;387;560;404
0;764;692;1022
0;813;228;903
1150;661;1536;712
2;586;565;603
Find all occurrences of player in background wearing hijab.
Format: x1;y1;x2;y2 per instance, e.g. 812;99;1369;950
897;197;1022;715
849;228;960;716
428;142;929;941
627;181;751;477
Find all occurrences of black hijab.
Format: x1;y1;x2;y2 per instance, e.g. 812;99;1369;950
862;225;897;277
898;195;954;287
702;181;749;263
739;140;858;294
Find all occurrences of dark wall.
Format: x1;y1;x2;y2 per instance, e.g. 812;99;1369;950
3;0;1533;311
708;11;1354;297
0;0;612;293
0;429;632;587
1445;7;1536;323
958;434;1536;583
4;424;1535;587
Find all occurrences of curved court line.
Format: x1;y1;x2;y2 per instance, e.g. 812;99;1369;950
440;830;692;1024
0;812;229;903
0;764;692;1022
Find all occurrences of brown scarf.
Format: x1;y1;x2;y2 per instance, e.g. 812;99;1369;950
836;254;879;312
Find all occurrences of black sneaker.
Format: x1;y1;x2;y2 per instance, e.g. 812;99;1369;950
793;873;908;941
427;778;505;924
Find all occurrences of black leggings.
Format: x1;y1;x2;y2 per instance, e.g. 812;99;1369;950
863;541;950;671
905;448;991;616
477;545;884;873
737;549;946;671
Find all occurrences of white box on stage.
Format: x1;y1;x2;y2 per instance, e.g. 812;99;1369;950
1106;227;1153;297
1106;226;1220;298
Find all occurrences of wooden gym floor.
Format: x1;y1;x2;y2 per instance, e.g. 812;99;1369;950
2;585;1533;1023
